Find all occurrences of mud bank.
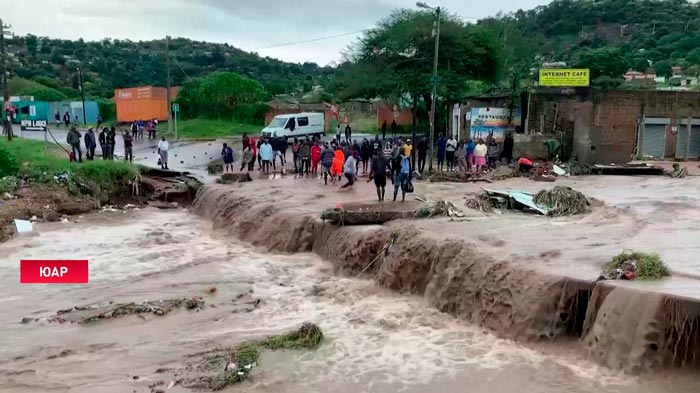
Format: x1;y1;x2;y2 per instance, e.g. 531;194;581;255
192;184;700;371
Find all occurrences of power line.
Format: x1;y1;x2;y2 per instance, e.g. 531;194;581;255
252;29;370;51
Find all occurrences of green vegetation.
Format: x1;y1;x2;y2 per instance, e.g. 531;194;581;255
533;186;590;216
479;0;700;87
204;323;323;390
0;138;139;199
6;35;334;99
172;119;260;139
603;251;671;280
175;72;270;124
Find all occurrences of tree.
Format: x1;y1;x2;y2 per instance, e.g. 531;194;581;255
576;46;630;79
338;9;502;114
176;72;270;119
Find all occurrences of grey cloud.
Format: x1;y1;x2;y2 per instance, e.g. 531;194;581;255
6;0;550;65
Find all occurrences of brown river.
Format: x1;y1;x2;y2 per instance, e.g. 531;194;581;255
0;208;697;393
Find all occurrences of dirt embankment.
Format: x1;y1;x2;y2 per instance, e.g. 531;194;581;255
0;172;201;242
192;185;700;372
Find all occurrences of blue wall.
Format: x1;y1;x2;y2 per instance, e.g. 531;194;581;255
12;100;100;124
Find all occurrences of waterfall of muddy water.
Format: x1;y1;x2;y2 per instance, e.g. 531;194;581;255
0;208;697;393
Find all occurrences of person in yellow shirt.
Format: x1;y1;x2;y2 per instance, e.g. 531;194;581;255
404;139;413;158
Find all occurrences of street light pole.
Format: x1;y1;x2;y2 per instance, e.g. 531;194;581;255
417;2;441;173
77;67;86;125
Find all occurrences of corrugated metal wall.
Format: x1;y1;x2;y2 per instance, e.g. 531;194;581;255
641;124;666;158
675;124;700;159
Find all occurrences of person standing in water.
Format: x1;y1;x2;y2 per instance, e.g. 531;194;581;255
342;150;357;188
369;147;388;201
393;147;411;202
157;136;170;170
221;142;234;173
241;144;253;172
320;143;334;185
260;139;273;174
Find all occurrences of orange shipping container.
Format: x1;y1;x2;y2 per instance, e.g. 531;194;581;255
114;86;180;123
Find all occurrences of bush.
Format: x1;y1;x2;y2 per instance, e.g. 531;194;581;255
0;145;19;177
603;251;670;280
229;103;269;126
96;98;116;122
0;176;17;194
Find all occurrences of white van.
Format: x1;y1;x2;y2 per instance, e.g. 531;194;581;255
261;112;325;140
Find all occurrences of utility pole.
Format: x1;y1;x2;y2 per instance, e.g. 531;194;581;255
0;19;8;101
77;67;86;125
428;7;441;172
1;18;12;140
166;36;173;137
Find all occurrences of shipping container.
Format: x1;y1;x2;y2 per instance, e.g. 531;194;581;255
9;101;49;123
114;86;180;123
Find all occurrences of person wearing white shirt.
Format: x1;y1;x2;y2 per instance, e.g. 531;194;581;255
157;137;170;170
445;136;457;171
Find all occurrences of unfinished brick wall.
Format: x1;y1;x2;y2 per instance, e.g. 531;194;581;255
532;90;700;163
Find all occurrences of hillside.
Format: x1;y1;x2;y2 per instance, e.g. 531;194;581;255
5;35;335;99
481;0;700;84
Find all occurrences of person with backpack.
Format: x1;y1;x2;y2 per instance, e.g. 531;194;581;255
393;147;411;202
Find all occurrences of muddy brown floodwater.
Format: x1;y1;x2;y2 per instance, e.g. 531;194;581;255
0;208;698;393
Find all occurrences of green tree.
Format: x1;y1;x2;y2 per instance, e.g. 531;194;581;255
338;9;502;113
576;46;630;79
176;72;270;120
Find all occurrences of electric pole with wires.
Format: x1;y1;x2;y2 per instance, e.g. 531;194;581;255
0;18;13;140
165;36;173;138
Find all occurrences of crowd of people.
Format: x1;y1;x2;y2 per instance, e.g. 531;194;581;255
436;132;515;174
65;124;170;169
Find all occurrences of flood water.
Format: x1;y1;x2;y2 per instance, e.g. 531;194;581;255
0;208;697;393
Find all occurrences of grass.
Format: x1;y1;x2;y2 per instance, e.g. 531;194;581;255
204;323;323;390
0;138;139;199
162;118;260;139
603;251;671;280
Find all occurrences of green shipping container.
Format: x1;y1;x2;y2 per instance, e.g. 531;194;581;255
10;101;50;124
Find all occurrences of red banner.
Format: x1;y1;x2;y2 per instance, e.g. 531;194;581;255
20;260;89;284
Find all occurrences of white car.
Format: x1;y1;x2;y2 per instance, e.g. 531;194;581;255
261;112;325;140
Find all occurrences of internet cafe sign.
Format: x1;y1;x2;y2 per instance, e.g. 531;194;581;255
539;69;590;87
21;119;47;131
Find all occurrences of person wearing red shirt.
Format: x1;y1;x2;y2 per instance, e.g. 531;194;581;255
310;141;322;176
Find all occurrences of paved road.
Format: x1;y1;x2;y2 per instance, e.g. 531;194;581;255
12;125;223;178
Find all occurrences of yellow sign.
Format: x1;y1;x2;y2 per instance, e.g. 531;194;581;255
539;69;590;87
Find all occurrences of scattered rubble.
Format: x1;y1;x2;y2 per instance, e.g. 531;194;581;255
217;173;252;184
27;297;207;325
463;186;593;216
415;200;464;218
177;322;323;391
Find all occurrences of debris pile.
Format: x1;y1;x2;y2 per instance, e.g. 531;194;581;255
599;251;670;281
32;297;206;325
463;187;593;216
415;200;465;218
428;171;491;183
464;192;495;213
533;186;590;217
217;173;252;184
321;203;415;225
180;322;323;390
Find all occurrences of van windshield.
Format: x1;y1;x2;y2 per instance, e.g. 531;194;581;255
268;118;287;128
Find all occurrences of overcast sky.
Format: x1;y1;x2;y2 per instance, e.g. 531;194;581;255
5;0;550;65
